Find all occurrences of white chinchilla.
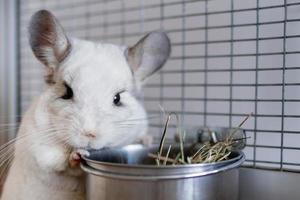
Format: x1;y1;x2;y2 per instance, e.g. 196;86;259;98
1;10;170;200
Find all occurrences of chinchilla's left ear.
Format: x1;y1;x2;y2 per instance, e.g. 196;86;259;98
125;31;171;82
29;10;71;84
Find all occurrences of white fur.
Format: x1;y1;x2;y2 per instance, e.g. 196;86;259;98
1;39;148;200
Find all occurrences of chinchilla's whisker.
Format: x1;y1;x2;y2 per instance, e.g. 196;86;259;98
36;134;64;145
42;130;73;146
0;128;63;163
0;149;14;163
46;108;81;126
0;130;48;177
0;132;40;152
0;152;15;178
0;148;28;177
42;115;75;126
37;130;72;145
0;148;15;170
47;116;74;123
115;115;160;123
115;123;139;127
60;137;72;151
0;127;70;153
0;145;15;163
115;123;140;127
0;116;78;131
0;118;77;179
1;157;14;178
0;142;17;157
41;133;72;145
0;151;14;169
115;126;135;130
46;115;82;134
66;118;82;133
12;127;66;146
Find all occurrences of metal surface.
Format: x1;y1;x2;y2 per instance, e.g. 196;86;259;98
0;0;19;143
239;168;300;200
81;144;244;200
85;169;239;200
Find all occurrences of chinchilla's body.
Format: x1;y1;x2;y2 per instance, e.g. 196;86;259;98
1;10;170;200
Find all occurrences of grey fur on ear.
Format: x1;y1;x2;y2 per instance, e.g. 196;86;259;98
29;10;71;84
126;31;171;81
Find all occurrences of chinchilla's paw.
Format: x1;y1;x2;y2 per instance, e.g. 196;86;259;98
68;152;81;168
66;149;90;176
68;149;90;168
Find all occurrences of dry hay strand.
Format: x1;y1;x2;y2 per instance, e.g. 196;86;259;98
149;112;252;165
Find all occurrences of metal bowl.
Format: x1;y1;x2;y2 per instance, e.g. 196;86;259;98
81;144;245;200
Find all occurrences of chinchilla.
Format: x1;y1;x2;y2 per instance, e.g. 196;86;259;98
1;10;170;200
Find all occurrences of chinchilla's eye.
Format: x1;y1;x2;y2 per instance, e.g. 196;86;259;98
61;82;73;100
113;93;121;106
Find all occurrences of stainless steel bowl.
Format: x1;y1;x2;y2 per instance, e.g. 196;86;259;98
81;144;245;200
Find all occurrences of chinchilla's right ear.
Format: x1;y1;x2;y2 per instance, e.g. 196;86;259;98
29;10;71;84
126;31;171;83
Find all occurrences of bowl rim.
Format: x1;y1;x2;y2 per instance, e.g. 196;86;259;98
82;145;244;170
81;155;245;180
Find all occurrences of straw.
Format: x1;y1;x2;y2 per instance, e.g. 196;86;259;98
150;112;252;166
156;112;179;165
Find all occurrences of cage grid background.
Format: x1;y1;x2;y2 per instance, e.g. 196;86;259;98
19;0;300;171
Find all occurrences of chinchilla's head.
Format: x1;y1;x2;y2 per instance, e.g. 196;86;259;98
29;10;170;149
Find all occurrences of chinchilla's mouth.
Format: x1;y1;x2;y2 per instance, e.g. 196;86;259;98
86;146;109;151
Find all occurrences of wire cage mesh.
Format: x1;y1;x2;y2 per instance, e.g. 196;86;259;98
18;0;300;171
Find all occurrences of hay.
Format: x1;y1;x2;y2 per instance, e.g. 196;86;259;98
149;113;252;165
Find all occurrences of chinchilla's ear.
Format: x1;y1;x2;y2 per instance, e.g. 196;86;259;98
125;31;171;82
29;10;71;84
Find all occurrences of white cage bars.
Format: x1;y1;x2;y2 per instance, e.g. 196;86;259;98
19;0;300;171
